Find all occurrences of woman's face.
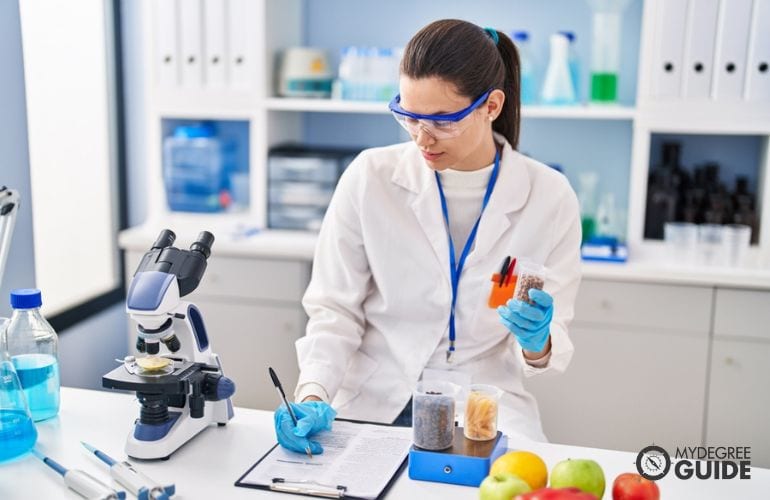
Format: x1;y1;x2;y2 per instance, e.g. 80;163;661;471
398;76;503;171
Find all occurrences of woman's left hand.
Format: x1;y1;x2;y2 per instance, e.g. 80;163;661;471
497;288;553;353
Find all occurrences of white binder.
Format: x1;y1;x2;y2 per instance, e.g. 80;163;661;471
227;0;255;88
203;0;227;88
178;0;203;88
681;0;720;99
712;0;753;100
153;0;179;88
652;0;689;98
745;0;770;101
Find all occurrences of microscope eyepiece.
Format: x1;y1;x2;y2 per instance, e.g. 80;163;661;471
152;229;176;250
190;231;215;259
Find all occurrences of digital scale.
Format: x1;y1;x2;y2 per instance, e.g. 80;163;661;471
408;427;508;487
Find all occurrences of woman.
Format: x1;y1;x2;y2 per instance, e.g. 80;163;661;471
274;19;581;455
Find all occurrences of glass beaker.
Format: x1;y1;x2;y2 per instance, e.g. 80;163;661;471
0;318;38;462
664;222;697;265
464;384;503;441
412;380;458;450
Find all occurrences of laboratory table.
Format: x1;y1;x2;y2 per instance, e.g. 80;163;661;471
1;387;768;499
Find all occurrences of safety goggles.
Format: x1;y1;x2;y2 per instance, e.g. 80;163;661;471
388;89;492;139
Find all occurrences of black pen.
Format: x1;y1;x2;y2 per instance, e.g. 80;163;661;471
498;256;511;287
269;367;313;458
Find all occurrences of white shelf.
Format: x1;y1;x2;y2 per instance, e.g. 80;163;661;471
265;97;389;114
264;97;637;120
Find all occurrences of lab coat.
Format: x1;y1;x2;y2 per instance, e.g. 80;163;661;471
296;135;582;442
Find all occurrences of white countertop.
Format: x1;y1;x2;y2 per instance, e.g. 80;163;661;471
119;221;770;290
1;387;768;499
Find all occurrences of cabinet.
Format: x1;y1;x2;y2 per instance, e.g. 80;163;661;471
124;249;311;410
524;280;712;453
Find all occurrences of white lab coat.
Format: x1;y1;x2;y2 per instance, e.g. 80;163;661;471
296;135;582;442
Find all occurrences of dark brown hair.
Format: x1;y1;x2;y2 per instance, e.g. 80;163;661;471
401;19;521;149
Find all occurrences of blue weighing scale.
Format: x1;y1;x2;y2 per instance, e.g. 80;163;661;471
408;427;508;487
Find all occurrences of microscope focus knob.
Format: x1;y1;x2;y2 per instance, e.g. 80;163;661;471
203;373;236;401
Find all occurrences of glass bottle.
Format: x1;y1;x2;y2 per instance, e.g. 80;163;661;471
4;289;60;421
0;318;38;462
587;0;631;103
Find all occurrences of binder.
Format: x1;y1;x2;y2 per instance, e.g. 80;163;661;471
652;0;689;98
153;0;179;87
202;0;227;88
227;0;255;88
681;0;720;99
178;0;203;87
235;420;411;499
712;0;753;100
745;0;770;101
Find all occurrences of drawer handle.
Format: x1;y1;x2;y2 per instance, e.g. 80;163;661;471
600;299;612;310
724;357;734;366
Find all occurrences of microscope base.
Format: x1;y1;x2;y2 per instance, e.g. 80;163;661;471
125;399;233;460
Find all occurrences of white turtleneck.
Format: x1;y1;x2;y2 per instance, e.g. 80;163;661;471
436;163;495;257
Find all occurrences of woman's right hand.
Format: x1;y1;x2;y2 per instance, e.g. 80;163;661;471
274;401;336;454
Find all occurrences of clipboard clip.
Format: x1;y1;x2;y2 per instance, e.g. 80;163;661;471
271;478;348;498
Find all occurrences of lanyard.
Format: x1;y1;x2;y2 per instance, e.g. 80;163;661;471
434;149;500;362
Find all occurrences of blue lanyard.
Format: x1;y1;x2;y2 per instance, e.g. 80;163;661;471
434;149;500;362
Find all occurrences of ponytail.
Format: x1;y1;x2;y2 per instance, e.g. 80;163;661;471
488;29;521;149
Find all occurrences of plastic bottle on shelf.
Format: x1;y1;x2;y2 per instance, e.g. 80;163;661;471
541;33;577;105
511;31;537;105
4;289;60;422
558;30;580;102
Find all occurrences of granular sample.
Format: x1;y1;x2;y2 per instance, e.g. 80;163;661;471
412;391;455;450
514;274;545;304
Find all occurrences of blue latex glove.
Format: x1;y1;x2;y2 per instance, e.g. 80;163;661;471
274;401;337;455
497;288;554;352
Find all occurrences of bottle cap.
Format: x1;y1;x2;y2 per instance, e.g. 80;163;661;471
10;289;42;309
511;30;529;42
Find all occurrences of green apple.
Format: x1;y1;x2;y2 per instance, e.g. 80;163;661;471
550;459;605;498
478;472;532;500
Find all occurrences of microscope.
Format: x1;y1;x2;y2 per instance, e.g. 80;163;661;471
103;229;235;460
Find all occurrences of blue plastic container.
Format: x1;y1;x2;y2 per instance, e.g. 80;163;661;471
163;123;234;213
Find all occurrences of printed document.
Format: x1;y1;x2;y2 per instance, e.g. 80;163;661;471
237;421;412;499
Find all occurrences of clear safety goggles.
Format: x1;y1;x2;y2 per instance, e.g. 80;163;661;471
388;89;492;139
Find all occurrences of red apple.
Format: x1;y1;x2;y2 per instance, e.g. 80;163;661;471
515;487;598;499
612;473;660;500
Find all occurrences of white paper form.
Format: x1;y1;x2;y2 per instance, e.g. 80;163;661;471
239;421;412;499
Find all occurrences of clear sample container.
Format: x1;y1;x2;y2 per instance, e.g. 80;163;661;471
464;384;503;441
0;318;38;462
412;380;458;450
513;260;547;304
4;289;60;422
722;224;751;267
664;222;698;265
697;224;725;266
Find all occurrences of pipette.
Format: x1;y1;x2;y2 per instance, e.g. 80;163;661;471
32;449;126;500
81;442;176;500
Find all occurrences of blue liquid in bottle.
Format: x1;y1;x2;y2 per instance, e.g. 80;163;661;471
12;354;60;422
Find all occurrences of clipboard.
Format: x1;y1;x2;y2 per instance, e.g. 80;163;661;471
234;420;411;499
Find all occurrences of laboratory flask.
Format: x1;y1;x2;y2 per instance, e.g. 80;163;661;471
541;34;577;105
0;318;38;462
5;289;60;421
